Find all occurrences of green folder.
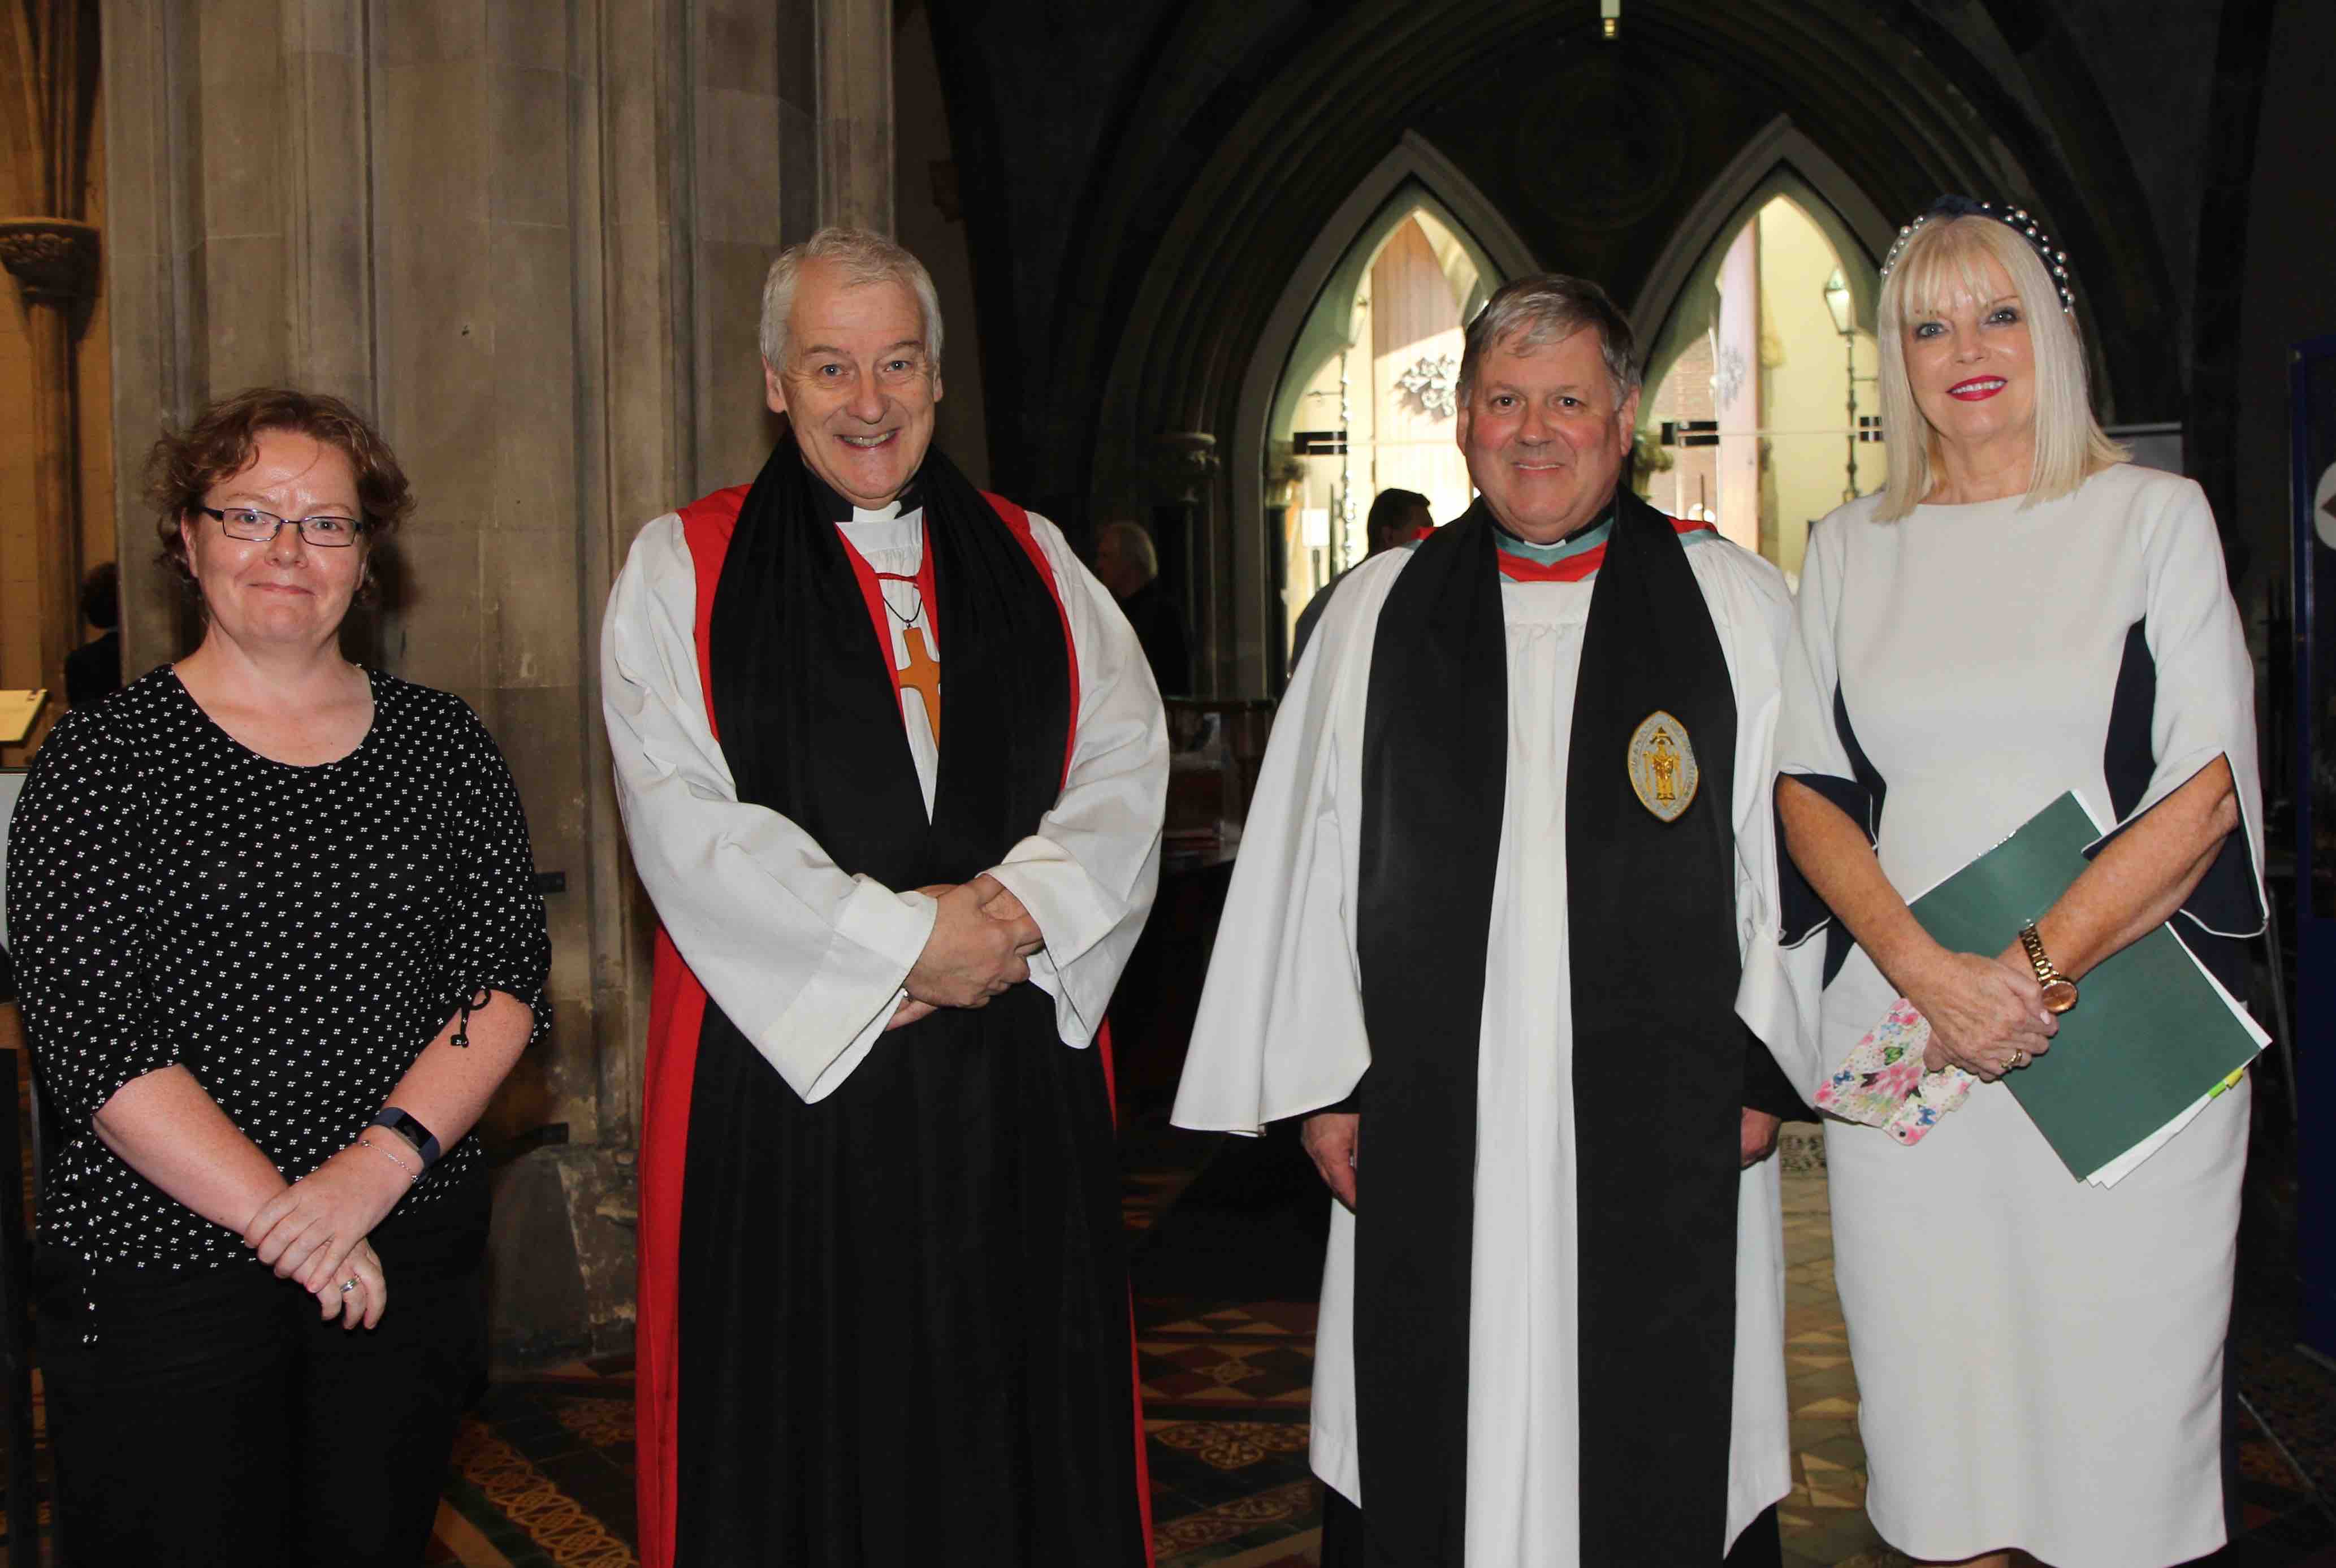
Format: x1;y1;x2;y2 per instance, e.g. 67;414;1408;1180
1907;791;2264;1183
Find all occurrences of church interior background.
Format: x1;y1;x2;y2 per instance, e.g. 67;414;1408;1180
0;0;2331;1562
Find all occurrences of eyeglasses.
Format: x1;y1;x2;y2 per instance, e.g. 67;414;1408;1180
198;505;366;548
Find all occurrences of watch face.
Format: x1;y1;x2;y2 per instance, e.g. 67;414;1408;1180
2041;978;2079;1014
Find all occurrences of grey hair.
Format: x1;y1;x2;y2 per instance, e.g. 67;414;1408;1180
1457;274;1640;406
759;226;945;374
1096;519;1159;582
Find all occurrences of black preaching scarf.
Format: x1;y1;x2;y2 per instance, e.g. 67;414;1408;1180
674;438;1146;1567
707;440;1066;883
1352;488;1745;1566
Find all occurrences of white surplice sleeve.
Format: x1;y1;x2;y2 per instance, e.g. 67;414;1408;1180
1692;542;1820;1100
1771;507;1865;833
1171;554;1398;1136
983;514;1171;1047
601;513;937;1103
1763;509;1866;1097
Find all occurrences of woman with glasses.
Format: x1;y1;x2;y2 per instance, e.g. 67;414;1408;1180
5;387;550;1566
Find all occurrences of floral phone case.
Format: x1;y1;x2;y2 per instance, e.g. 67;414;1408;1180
1812;997;1975;1145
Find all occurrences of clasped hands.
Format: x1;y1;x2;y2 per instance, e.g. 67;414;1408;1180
241;1134;412;1332
1905;943;2058;1082
886;873;1045;1030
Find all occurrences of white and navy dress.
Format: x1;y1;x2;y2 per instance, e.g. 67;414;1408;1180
1772;462;2265;1568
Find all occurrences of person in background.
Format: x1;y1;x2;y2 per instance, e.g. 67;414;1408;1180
63;560;122;708
6;387;551;1567
1093;517;1193;694
1288;487;1432;668
1774;197;2260;1567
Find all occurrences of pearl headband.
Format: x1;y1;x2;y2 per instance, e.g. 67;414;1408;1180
1879;196;2074;316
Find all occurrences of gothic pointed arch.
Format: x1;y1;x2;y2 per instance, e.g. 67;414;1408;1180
929;2;2190;694
1629;119;1894;404
1250;135;1538;453
1226;135;1537;688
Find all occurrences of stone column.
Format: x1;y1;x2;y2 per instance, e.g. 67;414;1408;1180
279;1;371;408
687;0;816;487
0;219;99;700
104;0;375;671
1;0;101;727
1158;431;1222;695
1714;220;1762;553
101;0;197;679
816;0;892;233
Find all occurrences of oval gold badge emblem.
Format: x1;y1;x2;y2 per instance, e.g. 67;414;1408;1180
1626;710;1698;822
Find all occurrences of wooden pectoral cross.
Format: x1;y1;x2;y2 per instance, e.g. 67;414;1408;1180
898;624;941;734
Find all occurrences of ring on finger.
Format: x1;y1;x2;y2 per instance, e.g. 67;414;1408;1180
339;1277;359;1295
2009;1047;2030;1069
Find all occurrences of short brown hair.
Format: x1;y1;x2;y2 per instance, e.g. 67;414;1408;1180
148;387;414;587
1457;274;1640;407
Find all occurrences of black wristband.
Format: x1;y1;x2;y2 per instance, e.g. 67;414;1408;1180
370;1107;442;1168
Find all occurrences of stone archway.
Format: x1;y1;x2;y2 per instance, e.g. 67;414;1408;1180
1228;134;1537;691
1630;119;1894;396
934;1;2186;695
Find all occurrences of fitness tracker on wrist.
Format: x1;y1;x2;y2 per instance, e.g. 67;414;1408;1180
370;1106;443;1168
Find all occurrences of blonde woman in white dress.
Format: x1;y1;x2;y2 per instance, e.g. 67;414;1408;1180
1773;198;2263;1568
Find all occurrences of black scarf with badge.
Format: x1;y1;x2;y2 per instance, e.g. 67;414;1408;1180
674;437;1146;1566
1349;487;1746;1566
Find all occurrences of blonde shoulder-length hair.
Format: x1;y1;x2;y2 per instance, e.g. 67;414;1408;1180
1875;214;2126;521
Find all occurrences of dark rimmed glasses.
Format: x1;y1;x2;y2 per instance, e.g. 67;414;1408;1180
198;505;366;548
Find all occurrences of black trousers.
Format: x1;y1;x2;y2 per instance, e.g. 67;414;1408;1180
1319;1487;1784;1567
37;1189;487;1568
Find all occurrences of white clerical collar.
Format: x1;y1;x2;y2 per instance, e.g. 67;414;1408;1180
837;506;926;560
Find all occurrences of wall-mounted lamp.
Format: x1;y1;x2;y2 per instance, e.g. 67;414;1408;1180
1822;267;1853;339
1823;267;1874;501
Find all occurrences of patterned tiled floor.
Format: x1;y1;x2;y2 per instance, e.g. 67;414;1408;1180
1140;1298;1320;1564
1776;1168;1897;1567
1;1125;2321;1566
428;1363;639;1567
403;1124;2335;1568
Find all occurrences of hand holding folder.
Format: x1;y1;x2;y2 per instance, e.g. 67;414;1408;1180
1821;792;2265;1186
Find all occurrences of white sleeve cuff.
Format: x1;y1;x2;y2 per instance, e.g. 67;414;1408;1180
835;878;940;974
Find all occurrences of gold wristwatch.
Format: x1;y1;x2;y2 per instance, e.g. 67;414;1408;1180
2018;923;2079;1014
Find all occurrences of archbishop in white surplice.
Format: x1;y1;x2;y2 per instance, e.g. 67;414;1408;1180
1173;522;1801;1563
603;228;1163;1568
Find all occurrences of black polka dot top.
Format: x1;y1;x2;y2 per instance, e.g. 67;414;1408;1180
5;667;551;1274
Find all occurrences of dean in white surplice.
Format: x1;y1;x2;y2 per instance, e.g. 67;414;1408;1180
1173;275;1802;1566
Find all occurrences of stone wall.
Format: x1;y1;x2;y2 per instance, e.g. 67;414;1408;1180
96;0;872;1358
0;184;112;764
0;5;109;764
